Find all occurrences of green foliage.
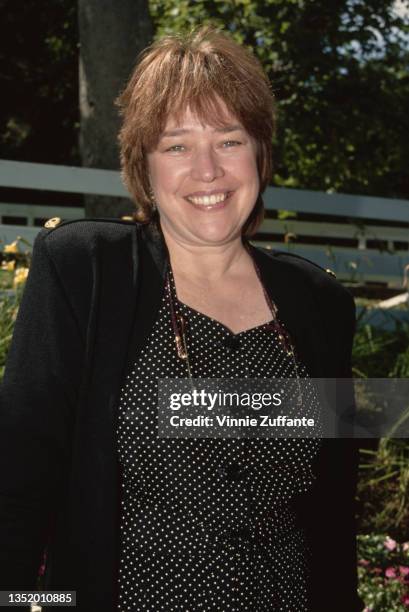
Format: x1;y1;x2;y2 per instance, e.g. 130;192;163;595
352;319;409;545
0;0;79;164
0;240;31;378
0;270;13;290
0;292;20;380
149;0;409;199
358;440;409;542
357;533;409;610
277;209;297;220
1;1;408;197
352;317;409;378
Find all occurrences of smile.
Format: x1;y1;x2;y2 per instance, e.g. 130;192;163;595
185;191;232;206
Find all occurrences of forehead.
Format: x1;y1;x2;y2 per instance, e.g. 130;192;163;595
162;101;242;133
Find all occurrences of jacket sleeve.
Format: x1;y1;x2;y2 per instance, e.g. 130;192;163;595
298;283;365;611
0;229;84;599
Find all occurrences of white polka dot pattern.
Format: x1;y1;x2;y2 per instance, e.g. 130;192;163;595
116;270;323;611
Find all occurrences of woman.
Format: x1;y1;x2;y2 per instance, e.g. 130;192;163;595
0;26;364;611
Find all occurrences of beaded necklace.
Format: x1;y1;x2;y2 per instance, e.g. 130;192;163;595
165;242;303;404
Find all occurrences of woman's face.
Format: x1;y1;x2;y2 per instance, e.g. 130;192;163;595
146;101;260;247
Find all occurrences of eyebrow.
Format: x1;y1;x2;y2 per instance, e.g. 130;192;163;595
160;124;244;139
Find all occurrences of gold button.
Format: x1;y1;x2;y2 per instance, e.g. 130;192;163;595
121;215;134;221
44;217;61;228
325;268;336;278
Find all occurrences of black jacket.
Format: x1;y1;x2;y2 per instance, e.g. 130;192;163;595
0;218;365;611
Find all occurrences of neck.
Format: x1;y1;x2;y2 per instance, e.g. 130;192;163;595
159;221;250;283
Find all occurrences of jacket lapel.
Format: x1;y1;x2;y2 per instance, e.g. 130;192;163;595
248;244;329;379
126;220;169;365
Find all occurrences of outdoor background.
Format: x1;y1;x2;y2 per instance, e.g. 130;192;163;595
1;1;409;610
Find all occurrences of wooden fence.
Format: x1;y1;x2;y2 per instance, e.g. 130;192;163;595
1;159;409;288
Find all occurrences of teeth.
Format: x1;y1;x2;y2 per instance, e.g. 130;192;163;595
187;192;229;205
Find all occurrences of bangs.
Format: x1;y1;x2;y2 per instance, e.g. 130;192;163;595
138;43;269;152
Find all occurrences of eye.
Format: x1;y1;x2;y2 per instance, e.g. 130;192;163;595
165;144;185;152
223;140;242;148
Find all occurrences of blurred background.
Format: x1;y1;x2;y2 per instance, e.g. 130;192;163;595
1;1;409;609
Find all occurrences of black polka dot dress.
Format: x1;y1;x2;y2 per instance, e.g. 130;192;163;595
116;264;323;612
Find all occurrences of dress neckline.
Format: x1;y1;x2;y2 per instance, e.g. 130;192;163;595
177;298;275;337
166;257;277;336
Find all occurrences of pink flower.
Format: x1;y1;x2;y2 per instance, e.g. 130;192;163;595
384;536;397;551
401;594;409;606
403;542;409;552
372;567;382;575
359;559;370;566
385;566;397;579
400;566;409;577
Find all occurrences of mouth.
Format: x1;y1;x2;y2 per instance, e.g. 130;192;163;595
185;191;233;210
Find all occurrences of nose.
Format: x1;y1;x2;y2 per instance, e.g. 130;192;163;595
190;146;224;182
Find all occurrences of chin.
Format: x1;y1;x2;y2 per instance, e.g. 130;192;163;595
188;223;243;245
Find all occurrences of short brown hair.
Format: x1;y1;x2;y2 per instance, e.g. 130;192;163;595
115;25;276;236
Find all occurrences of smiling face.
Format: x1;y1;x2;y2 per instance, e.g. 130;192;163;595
146;102;260;247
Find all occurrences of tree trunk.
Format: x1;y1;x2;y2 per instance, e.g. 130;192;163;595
78;0;153;217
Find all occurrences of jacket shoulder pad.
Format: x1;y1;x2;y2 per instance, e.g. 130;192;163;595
271;249;336;277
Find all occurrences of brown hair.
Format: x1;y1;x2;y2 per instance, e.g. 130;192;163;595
115;25;276;236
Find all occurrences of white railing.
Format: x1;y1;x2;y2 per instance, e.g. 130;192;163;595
1;159;409;287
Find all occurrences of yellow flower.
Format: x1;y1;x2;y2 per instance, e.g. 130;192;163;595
4;240;19;254
13;267;29;288
1;260;16;271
